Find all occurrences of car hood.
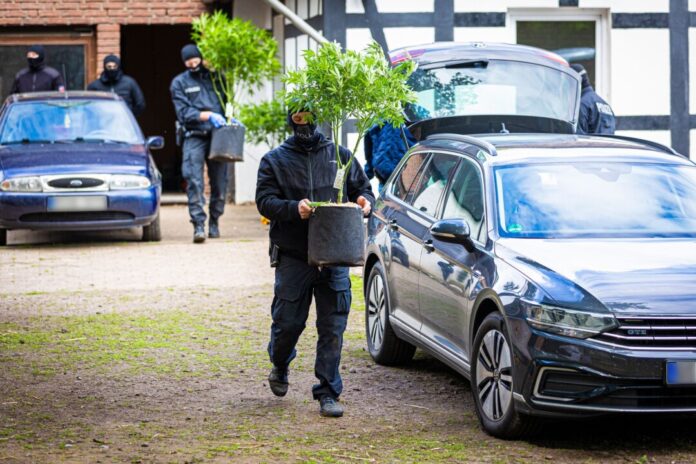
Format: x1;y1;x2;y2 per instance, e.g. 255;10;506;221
0;143;148;177
496;238;696;316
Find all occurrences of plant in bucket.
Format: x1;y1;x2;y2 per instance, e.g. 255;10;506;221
284;41;416;266
192;11;281;162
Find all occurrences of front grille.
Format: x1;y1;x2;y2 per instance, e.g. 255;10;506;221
535;367;696;408
19;212;134;222
47;177;104;189
595;317;696;350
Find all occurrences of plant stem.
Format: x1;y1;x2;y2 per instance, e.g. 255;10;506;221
334;120;344;203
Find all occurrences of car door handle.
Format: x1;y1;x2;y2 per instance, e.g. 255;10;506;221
424;239;435;253
389;219;398;231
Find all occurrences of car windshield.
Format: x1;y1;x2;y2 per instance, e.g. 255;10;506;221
495;161;696;238
405;59;578;123
0;100;142;145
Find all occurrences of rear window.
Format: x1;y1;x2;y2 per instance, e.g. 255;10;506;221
405;59;578;124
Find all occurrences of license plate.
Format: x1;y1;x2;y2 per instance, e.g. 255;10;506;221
47;196;108;212
666;361;696;385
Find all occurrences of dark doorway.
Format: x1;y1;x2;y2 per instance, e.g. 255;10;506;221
121;25;192;192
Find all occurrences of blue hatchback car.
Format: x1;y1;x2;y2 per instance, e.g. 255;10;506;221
0;91;163;245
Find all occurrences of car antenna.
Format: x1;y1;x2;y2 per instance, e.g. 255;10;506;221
62;63;68;99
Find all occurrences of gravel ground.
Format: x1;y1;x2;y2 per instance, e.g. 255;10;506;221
2;205;696;463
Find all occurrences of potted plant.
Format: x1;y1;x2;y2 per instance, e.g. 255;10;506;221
238;97;291;148
192;11;281;162
284;41;416;266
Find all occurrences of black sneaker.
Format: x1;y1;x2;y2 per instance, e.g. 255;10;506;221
268;367;288;397
319;395;344;418
193;223;206;244
209;220;220;239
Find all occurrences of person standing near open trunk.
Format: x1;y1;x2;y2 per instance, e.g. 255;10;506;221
255;110;374;417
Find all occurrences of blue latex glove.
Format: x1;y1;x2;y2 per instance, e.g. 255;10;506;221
209;113;226;128
229;117;245;127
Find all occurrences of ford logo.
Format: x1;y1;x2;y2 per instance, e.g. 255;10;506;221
69;179;83;187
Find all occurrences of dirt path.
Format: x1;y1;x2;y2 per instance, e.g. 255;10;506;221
1;205;696;463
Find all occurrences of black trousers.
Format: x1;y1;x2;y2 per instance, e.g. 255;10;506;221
268;254;351;400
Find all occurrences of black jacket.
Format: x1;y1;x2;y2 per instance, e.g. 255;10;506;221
11;65;64;94
256;134;375;261
578;85;616;135
87;71;146;116
170;67;224;133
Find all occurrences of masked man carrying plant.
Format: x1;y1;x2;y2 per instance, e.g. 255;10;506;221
170;44;230;243
255;110;374;417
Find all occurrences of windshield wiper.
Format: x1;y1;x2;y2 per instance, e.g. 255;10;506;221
59;137;129;144
1;139;55;145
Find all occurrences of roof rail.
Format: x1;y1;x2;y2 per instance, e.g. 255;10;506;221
592;134;684;157
425;133;498;156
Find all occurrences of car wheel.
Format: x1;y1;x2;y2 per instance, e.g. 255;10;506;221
0;229;6;246
142;213;162;242
472;312;540;439
365;261;416;365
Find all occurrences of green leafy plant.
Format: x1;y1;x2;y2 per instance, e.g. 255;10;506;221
284;41;416;202
238;98;291;147
192;11;281;122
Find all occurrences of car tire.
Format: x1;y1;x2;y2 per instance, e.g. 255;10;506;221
0;229;6;246
365;261;416;366
471;312;541;439
142;213;162;242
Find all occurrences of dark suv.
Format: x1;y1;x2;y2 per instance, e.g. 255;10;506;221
364;43;696;438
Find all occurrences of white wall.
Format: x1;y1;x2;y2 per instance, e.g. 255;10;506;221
233;2;273;204
610;29;670;117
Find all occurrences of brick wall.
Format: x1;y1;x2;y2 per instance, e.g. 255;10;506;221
0;0;208;75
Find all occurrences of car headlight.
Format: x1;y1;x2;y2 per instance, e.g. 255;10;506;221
109;175;151;190
0;176;42;192
524;301;618;339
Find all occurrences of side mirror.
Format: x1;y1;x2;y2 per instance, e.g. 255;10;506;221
146;136;165;150
431;218;476;253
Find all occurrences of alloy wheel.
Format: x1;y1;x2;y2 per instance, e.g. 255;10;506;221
367;272;386;351
476;329;513;421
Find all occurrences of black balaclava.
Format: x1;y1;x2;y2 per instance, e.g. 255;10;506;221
181;44;203;73
570;63;591;90
27;45;45;71
287;110;320;150
103;54;122;82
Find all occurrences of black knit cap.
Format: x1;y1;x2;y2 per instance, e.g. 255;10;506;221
103;54;121;67
570;63;591;89
28;44;45;60
181;44;202;62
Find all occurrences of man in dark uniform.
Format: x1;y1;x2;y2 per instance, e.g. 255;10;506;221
11;45;65;94
170;44;228;243
88;54;146;116
255;110;374;418
571;64;615;135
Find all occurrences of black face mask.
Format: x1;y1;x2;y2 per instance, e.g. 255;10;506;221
28;57;42;70
187;65;202;74
294;123;320;149
105;69;120;81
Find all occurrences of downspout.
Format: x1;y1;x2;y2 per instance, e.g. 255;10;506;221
261;0;328;44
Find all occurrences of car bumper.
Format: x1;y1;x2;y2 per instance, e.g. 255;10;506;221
508;317;696;416
0;187;160;231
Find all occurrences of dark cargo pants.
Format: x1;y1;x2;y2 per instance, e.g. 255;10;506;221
268;254;351;400
182;136;228;225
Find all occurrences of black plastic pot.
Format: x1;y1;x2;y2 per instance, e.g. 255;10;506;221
308;204;365;267
209;124;245;162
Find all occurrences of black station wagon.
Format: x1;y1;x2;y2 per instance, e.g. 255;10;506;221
364;43;696;438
